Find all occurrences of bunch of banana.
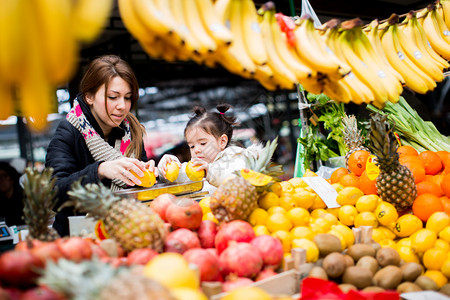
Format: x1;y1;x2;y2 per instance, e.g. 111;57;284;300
441;0;450;28
420;3;450;60
380;14;439;95
0;0;113;130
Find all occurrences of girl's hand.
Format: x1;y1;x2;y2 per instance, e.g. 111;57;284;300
191;158;209;175
157;154;181;177
98;157;154;186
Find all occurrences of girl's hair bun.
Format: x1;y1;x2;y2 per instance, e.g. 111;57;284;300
216;103;232;114
192;105;207;116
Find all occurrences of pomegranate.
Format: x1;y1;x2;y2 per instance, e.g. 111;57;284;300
206;248;219;259
127;248;159;266
30;242;65;265
196;220;218;248
219;242;263;278
164;239;188;254
215;220;255;253
250;235;284;268
0;250;44;287
150;193;176;221
2;287;22;300
19;286;66;300
56;237;93;262
255;268;278;281
183;248;221;282
14;239;44;251
165;197;202;230
221;276;254;292
164;228;201;254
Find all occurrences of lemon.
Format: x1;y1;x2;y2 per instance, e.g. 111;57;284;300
269;182;283;196
310;208;328;218
286;207;310;227
331;183;344;193
372;228;387;242
253;225;270;236
294;190;314;209
393;214;423;238
396;246;420;264
355;194;381;212
439;226;450;243
288;177;307;188
290;226;314;240
423;248;447;270
131;169;156;187
378;226;396;240
310;195;327;210
185;161;205;181
411;228;437;253
165;161;180;182
272;230;292;253
435;239;450;252
312;217;332;232
375;201;398;226
336;186;365;206
322;213;339;225
248;208;269;226
266;213;292;233
441;258;450;278
338;205;358;226
198;197;211;215
267;206;287;215
397;238;412;247
354;211;378;228
258;192;279;210
279;194;298;211
326;207;340;218
427;212;450;234
202;212;218;224
331;224;355;246
424;270;448;288
379;239;397;249
171;288;208;300
291;238;319;262
279;181;295;194
309;222;326;235
221;286;272;300
327;229;347;249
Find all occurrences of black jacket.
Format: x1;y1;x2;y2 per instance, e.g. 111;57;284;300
45;96;147;236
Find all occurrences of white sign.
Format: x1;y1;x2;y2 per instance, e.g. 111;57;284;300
301;177;340;208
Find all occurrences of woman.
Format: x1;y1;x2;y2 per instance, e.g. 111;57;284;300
45;55;157;236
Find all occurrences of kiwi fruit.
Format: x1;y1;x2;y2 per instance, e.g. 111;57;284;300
376;247;401;267
342;266;373;289
440;283;450;296
400;262;424;282
338;284;357;293
322;252;347;278
373;265;403;290
313;233;342;256
362;286;385;293
397;282;422;293
346;244;376;262
415;275;439;291
308;266;328;280
356;256;379;275
343;254;355;267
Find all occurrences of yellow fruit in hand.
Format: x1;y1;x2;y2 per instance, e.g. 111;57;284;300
143;253;199;289
426;212;450;234
354;211;378;228
258;192;279;210
355;194;381;212
375;201;398;226
131;169;156;187
286;207;310;227
266;213;292;233
165;161;180;182
423;248;447;270
411;228;437;253
185;161;205;181
291;238;319;262
338;205;358;226
336;186;364;206
393;214;423;238
248;208;269;226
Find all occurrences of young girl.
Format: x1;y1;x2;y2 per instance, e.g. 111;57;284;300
45;55;157;236
158;103;263;194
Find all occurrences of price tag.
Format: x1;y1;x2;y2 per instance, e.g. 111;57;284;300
401;291;449;300
301;176;340;208
95;220;109;240
366;155;380;181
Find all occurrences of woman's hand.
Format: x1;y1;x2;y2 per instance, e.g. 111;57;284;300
98;157;158;186
157;154;181;177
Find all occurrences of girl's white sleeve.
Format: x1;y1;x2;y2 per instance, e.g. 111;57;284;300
206;149;249;187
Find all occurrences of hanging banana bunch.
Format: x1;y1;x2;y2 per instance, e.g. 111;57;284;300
0;0;113;130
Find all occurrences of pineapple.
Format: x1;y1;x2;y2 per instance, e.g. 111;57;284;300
67;181;167;253
368;113;417;210
210;138;283;223
22;167;60;242
39;258;175;300
342;114;370;168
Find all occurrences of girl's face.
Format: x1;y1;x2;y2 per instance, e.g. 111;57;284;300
185;127;228;163
85;76;132;139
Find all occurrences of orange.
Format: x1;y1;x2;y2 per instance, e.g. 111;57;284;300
347;150;370;176
339;173;360;188
436;151;450;170
359;170;378;195
330;167;349;184
397;145;419;157
412;193;445;222
419;151;443;175
401;160;426;183
400;155;425;168
441;173;450;198
440;196;450;215
416;180;444;197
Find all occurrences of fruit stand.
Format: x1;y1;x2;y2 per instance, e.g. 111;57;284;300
1;0;450;299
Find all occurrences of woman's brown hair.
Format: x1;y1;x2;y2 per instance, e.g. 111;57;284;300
79;55;145;158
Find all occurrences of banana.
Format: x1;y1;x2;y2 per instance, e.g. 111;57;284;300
434;4;450;44
258;3;297;87
254;64;277;91
195;0;234;46
71;0;114;43
441;0;450;28
397;15;445;82
118;0;155;45
241;0;268;65
0;81;15;121
322;77;352;103
381;22;432;94
0;0;26;83
132;0;177;37
33;0;78;85
183;0;218;53
422;6;450;60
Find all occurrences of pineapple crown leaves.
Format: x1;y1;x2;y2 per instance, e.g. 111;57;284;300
368;112;400;165
342;113;365;148
22;167;58;226
65;179;123;220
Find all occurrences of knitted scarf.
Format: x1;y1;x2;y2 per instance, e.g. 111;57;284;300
66;98;131;191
